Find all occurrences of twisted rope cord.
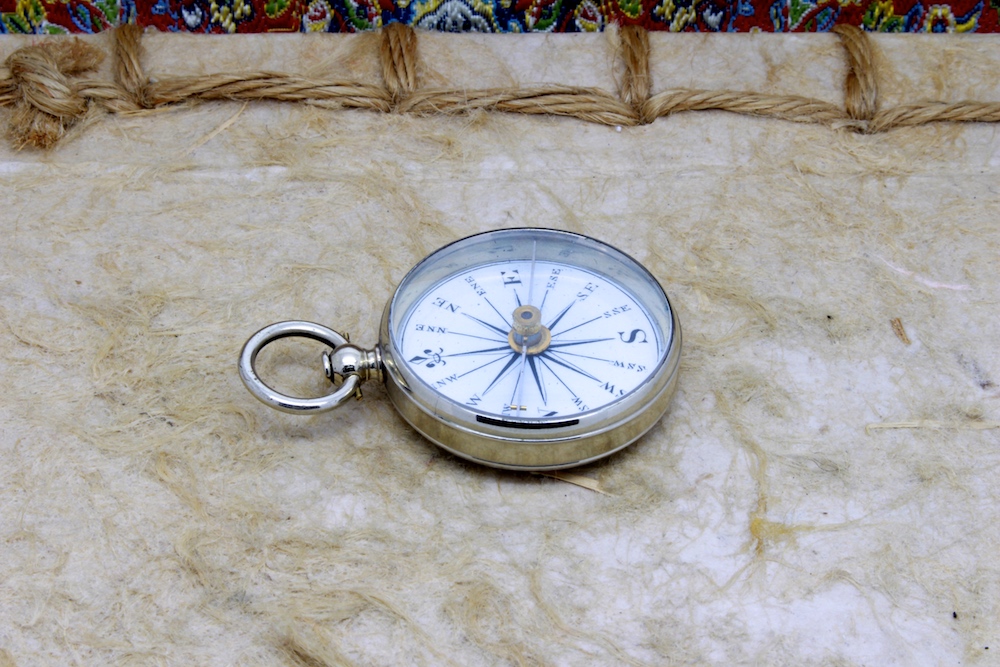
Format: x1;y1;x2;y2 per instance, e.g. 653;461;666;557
833;25;879;121
145;74;393;110
2;24;1000;149
871;101;1000;132
112;23;149;110
618;25;650;117
643;89;855;127
380;21;418;104
399;87;639;126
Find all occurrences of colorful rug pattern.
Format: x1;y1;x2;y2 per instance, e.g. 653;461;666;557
1;0;996;33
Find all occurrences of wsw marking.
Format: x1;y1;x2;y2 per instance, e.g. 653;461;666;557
612;360;647;372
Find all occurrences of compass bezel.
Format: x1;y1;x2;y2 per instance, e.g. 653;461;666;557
379;228;682;470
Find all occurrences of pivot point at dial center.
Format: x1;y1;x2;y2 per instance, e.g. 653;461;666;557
509;305;551;354
512;305;541;335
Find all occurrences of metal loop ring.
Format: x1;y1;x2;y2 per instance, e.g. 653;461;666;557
239;321;360;415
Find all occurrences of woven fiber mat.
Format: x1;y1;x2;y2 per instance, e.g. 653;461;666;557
1;27;999;666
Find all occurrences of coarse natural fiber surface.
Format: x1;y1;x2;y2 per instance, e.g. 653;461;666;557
1;31;999;667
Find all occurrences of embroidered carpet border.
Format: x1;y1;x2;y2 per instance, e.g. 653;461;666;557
0;0;997;34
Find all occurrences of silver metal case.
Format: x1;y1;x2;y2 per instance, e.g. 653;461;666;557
378;228;681;470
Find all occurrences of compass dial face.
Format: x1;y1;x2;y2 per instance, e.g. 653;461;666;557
391;233;671;424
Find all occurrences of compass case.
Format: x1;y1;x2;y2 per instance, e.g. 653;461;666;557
377;229;683;471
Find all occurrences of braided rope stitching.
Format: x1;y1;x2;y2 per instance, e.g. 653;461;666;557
1;25;999;149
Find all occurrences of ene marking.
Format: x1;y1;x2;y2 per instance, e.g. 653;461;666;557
464;275;487;296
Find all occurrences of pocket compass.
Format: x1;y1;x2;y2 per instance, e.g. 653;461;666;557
240;228;681;470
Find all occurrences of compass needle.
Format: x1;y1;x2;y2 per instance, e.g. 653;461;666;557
510;240;539;413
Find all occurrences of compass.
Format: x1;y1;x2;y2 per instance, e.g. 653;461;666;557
239;228;681;470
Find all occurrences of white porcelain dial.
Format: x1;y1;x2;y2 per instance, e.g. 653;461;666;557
397;258;663;421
